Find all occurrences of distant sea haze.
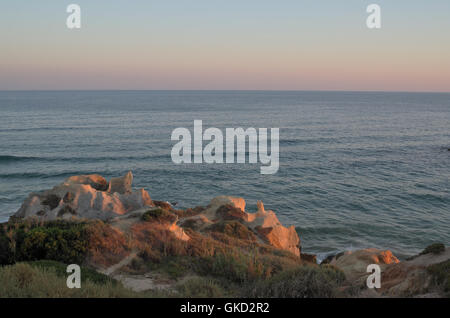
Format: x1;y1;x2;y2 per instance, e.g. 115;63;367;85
0;91;449;260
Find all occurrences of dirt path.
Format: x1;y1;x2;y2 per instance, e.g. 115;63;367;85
101;251;138;276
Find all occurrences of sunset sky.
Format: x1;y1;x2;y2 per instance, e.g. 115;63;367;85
1;0;449;91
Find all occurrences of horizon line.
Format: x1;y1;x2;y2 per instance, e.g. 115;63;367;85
1;89;449;94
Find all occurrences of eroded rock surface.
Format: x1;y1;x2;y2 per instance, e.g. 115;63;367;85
14;172;153;221
327;248;399;283
324;247;450;297
12;174;301;257
187;195;301;256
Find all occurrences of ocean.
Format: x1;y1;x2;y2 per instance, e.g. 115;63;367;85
0;90;449;260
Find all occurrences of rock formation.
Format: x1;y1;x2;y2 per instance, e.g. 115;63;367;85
14;171;153;221
6;171;450;298
326;248;399;283
322;247;450;297
380;247;450;297
12;172;302;258
188;195;301;256
108;171;133;194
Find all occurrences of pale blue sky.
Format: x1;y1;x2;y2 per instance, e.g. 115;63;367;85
1;1;449;91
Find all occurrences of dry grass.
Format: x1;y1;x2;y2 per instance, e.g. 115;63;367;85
85;221;131;267
0;263;144;298
244;264;346;298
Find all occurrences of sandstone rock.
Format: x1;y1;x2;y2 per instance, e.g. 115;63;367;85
202;196;301;256
380;247;450;297
169;222;190;241
13;172;153;221
65;174;108;191
108;171;133;194
330;248;399;286
255;225;300;256
13;177;299;255
330;248;399;283
208;196;246;213
153;200;172;210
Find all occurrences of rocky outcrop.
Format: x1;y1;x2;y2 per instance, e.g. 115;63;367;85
108;171;133;194
13;172;153;221
326;248;399;283
325;246;450;298
193;196;301;256
12;173;300;257
380;247;450;297
66;174;108;191
7;171;450;298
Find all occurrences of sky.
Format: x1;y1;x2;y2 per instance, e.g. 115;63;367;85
1;0;449;92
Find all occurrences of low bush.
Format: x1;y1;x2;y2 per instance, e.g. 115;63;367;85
420;243;445;255
207;221;257;242
427;260;450;297
0;225;14;265
194;250;269;283
15;221;88;264
85;220;130;267
176;277;228;298
141;208;177;223
244;264;346;298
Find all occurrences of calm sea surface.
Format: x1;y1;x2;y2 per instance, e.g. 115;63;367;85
1;91;449;260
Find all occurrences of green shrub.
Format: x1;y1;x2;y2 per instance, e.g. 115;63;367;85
194;251;267;283
420;243;445;255
161;259;188;279
15;221;89;264
427;260;450;297
176;277;228;298
141;208;176;223
244;264;346;298
0;226;14;265
207;221;257;241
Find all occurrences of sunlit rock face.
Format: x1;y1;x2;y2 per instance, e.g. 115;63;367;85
327;248;400;283
65;174;108;191
380;247;450;297
13;172;153;221
12;174;300;257
203;196;301;257
108;171;133;194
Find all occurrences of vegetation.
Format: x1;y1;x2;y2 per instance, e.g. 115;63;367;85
26;260;116;285
420;243;445;255
427;260;450;297
176;277;229;298
0;220;128;267
141;208;177;223
0;220;89;265
0;213;347;298
0;226;14;265
244;264;346;298
206;221;257;241
85;220;130;267
15;221;88;264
